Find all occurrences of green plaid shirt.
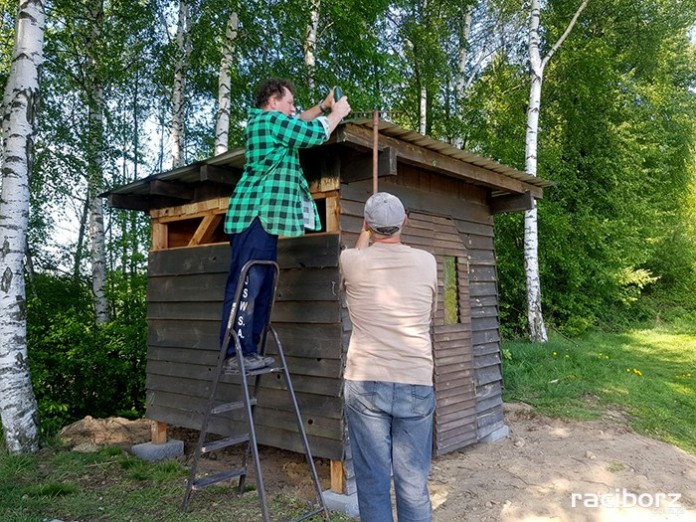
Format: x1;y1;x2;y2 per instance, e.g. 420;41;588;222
224;108;329;237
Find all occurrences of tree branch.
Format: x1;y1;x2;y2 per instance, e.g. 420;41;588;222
542;0;589;69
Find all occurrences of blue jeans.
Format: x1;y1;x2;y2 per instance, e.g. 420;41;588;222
219;218;278;357
344;380;435;522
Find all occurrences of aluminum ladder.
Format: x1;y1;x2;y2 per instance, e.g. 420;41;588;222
181;260;330;521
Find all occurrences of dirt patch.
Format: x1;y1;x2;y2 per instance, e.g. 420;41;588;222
430;403;696;521
61;406;696;520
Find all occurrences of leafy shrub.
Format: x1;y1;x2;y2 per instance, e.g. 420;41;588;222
26;273;147;437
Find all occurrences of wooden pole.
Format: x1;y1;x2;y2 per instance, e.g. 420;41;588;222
372;110;379;194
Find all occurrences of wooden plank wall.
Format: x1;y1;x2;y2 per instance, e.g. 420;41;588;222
340;166;506;445
145;234;345;460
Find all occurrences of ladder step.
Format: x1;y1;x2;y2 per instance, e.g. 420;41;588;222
223;365;284;377
211;398;256;415
201;434;249;453
192;468;246;490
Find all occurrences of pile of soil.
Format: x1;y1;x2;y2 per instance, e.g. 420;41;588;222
60;404;696;520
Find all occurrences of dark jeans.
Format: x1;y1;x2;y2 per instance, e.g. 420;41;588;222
219;218;278;357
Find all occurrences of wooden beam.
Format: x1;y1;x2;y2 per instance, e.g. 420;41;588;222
200;164;240;185
330;460;345;493
340;147;397;184
188;213;223;246
151;421;168;444
150;180;195;201
151;222;168;251
108;193;151;211
490;191;534;214
343;125;543;198
325;193;340;232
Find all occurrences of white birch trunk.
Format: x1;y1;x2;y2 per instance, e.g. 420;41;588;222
453;5;473;148
304;0;320;92
86;1;109;324
214;11;238;156
419;83;427;135
524;0;588;342
171;0;191;168
0;0;44;454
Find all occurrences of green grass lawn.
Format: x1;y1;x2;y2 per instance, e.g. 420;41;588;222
502;325;696;454
0;446;353;522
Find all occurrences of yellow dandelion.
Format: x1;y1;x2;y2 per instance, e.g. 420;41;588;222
626;368;631;373
633;369;642;376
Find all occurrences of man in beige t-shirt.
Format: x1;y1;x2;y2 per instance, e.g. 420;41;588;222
340;192;437;522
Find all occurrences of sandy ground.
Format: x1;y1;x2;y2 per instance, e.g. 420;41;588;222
428;403;696;521
62;403;696;521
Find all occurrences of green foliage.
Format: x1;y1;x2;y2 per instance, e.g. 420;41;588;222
26;274;147;438
502;325;696;453
467;0;696;335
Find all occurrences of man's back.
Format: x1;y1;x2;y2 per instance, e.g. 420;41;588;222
340;242;437;386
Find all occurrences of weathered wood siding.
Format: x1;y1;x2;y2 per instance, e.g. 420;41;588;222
145;234;345;460
340;167;505;447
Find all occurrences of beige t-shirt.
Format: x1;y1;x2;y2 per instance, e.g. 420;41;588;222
340;242;438;386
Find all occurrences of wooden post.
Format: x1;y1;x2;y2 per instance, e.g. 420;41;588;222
151;221;168;251
151;421;168;444
330;460;345;493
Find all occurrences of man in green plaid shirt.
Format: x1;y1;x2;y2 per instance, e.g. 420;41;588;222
220;78;351;372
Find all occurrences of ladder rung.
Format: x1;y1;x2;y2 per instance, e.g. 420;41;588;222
201;434;249;453
211;398;256;415
192;468;246;490
224;365;283;377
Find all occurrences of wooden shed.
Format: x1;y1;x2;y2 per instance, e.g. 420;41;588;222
105;120;549;492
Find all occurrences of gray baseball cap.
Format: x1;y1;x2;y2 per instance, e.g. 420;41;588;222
364;192;406;236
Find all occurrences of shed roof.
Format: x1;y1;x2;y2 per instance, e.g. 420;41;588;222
104;120;550;211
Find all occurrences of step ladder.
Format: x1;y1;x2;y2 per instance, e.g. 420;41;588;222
181;260;330;521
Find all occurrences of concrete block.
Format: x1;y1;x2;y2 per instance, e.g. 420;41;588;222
479;424;510;443
131;439;184;462
322;490;360;518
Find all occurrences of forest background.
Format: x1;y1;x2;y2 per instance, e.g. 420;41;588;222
0;0;695;439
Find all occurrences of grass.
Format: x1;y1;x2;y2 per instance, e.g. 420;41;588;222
502;324;696;454
0;446;355;522
4;323;695;520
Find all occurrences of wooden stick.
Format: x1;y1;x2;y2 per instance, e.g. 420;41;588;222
372;110;379;194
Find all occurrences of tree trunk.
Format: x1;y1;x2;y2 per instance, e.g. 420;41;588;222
73;194;89;281
214;11;238;156
452;4;473;149
171;0;191;168
86;1;109;324
304;0;320;93
0;0;45;454
419;83;427;135
524;0;588;342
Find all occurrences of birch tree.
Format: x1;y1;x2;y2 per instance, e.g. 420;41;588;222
451;3;473;148
304;0;320;92
524;0;588;341
0;0;44;454
171;0;191;167
85;0;109;324
214;10;238;156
